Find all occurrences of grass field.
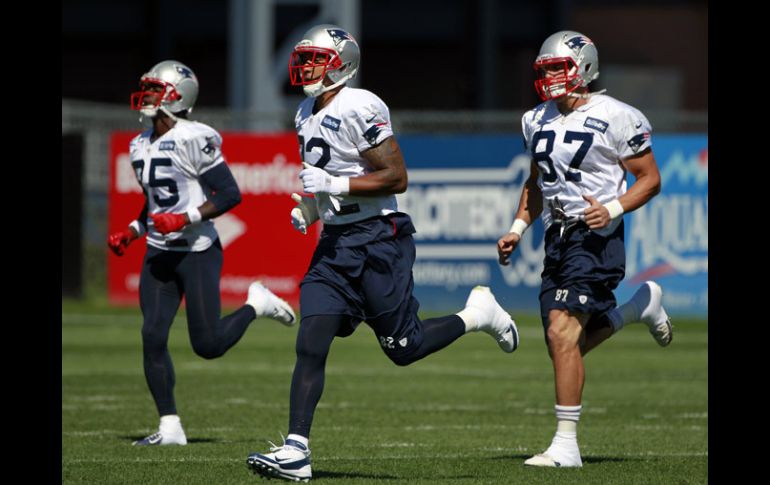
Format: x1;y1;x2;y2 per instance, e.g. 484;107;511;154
62;299;707;484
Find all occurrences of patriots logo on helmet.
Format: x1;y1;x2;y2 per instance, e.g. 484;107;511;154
327;29;352;46
565;35;591;52
176;66;193;79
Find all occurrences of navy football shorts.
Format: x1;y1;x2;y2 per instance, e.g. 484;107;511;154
539;220;625;328
299;213;426;360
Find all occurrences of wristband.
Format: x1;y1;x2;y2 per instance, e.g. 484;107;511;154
187;207;203;224
329;176;350;195
509;218;529;237
603;199;624;219
129;220;145;236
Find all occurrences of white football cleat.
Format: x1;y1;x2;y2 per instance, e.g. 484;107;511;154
247;438;311;482
133;416;187;446
630;281;672;347
464;286;519;353
247;281;296;326
524;439;582;468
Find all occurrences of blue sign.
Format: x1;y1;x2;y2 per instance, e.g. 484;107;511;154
397;134;708;317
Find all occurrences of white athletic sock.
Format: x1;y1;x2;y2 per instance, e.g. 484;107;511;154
159;415;184;439
160;414;181;427
456;308;482;333
554;404;581;437
607;298;641;333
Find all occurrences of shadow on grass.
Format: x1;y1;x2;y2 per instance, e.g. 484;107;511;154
312;470;476;480
491;454;645;464
313;470;399;480
583;455;645;464
122;435;219;444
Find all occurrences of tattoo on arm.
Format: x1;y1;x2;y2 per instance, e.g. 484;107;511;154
357;136;408;194
363;137;402;169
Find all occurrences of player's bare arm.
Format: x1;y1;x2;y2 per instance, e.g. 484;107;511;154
583;148;661;229
498;160;543;265
129;201;149;239
351;136;408;196
619;148;662;209
513;160;544;227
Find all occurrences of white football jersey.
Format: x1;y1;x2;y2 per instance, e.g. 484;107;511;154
521;94;653;236
129;119;224;251
295;86;397;225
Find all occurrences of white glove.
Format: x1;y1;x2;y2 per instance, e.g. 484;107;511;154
299;162;350;195
290;192;319;235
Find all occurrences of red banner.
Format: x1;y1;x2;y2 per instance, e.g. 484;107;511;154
108;132;319;307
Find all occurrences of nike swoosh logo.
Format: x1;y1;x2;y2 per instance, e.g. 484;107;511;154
366;115;376;123
635;122;642;129
138;434;162;445
274;455;304;463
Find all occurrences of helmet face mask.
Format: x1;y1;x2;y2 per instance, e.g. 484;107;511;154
289;47;341;86
533;31;599;101
130;60;199;119
130;79;182;117
288;25;360;98
534;57;581;101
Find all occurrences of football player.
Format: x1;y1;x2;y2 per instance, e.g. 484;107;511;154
497;31;673;467
109;60;297;446
245;25;519;482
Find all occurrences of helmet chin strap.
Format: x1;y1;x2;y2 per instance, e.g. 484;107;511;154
303;74;352;98
159;106;179;121
567;88;607;99
303;81;326;98
139;105;184;127
139;105;157;126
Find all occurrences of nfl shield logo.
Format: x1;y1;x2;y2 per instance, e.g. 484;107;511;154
579;295;588;304
399;337;408;347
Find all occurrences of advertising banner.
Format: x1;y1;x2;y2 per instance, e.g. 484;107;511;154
398;134;708;316
108;132;318;307
109;132;707;316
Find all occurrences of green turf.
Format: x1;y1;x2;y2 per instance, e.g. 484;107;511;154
62;302;707;484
